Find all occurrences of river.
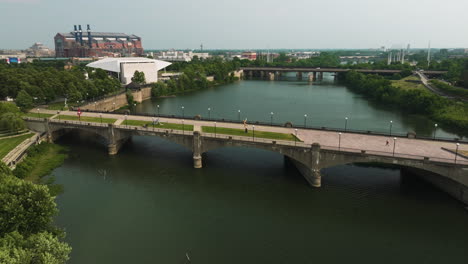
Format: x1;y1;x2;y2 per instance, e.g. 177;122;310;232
53;74;468;263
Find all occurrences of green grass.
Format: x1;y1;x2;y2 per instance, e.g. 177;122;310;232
391;76;425;91
0;133;34;160
24;112;55;119
53;115;117;124
13;143;68;184
201;126;299;141
124;119;194;131
45;102;71;111
431;80;468;100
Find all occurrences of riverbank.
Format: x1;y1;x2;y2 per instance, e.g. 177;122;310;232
343;71;468;135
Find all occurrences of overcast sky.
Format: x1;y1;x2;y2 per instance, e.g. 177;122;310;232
1;0;467;50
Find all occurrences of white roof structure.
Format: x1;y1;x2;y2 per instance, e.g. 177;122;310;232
86;57;171;73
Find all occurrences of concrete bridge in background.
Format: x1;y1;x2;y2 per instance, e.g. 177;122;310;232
24;111;468;204
241;67;447;81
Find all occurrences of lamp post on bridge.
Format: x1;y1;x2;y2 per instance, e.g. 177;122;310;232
238;109;241;122
455;143;460;163
393;137;397;157
295;129;298;146
208;107;211;119
270;112;274;126
100;113;102;124
253;125;255;141
125;114;128;127
389;120;393;136
157;105;160;116
57;111;60;121
37;108;40;118
344;117;348;132
433;124;438;139
181;106;185;119
214;122;217;138
304;114;307;128
338;132;342;150
152;117;156;131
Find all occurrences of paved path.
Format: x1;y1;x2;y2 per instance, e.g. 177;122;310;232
32;109;468;162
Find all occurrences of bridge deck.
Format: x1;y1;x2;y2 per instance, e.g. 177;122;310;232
241;67;447;75
31;109;468;165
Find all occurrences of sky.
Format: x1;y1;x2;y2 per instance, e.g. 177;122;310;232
1;0;467;50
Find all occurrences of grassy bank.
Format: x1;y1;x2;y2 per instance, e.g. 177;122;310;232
53;114;117;124
391;76;425;91
343;71;468;133
124;119;194;131
201;126;299;141
430;80;468;100
0;133;34;159
13;143;68;185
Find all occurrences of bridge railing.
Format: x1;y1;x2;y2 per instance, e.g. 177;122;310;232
200;131;468;166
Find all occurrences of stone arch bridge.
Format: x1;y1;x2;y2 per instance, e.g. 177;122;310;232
25;117;468;204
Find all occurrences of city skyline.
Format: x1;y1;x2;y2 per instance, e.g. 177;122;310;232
1;0;468;50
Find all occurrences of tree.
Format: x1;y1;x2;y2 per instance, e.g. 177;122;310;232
15;90;34;111
0;113;25;132
131;71;146;84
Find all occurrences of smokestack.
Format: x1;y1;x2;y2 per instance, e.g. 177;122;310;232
87;24;92;48
78;25;84;46
74;25;79;42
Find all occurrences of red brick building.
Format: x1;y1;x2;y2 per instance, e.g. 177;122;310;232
54;25;143;58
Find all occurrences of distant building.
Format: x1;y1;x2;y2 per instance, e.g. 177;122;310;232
86;57;171;85
288;51;320;60
27;42;54;57
54;25;143;58
241;51;257;60
155;50;210;62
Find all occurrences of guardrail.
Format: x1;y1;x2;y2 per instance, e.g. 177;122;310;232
70;109;468;143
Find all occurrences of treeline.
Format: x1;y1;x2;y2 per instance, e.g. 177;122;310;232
430;80;468;100
343;71;468;132
0;61;122;111
152;57;240;97
240;52;342;68
0;163;71;263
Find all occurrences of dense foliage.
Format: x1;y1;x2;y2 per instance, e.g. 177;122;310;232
430;80;468;100
343;71;468;133
131;71;146;84
0;61;122;111
0;164;71;263
152;57;240;97
426;58;468;87
0;102;24;133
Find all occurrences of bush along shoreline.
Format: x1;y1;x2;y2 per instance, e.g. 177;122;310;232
342;71;468;136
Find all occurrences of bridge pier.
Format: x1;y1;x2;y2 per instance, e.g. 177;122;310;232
260;71;265;79
296;72;303;80
308;73;315;82
318;72;323;80
268;72;275;81
193;130;203;168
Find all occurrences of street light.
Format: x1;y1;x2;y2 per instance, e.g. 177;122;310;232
389;120;393;136
304;114;307;128
208;107;211;119
344;117;348;132
214;122;217;138
238;109;241;122
338;132;342;150
157;104;160;116
37;108;40;118
393;137;397;157
295;129;298;146
99;113;102;124
57;111;60;121
270;112;274;126
125;114;128;127
433;124;438;139
94;102;97;111
181;106;185;118
152;117;155;131
253;125;255;141
455;143;460;163
182;120;184;135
